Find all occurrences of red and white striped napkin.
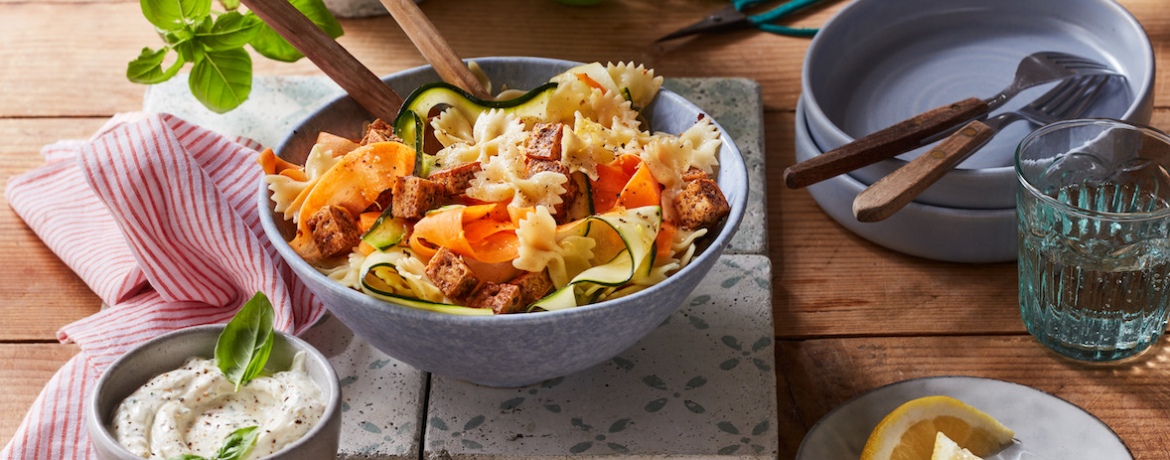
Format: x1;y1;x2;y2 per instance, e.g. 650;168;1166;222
2;113;325;460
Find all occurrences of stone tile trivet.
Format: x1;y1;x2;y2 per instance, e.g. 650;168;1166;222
664;78;767;255
424;255;776;459
300;314;427;459
143;76;343;149
142;74;773;460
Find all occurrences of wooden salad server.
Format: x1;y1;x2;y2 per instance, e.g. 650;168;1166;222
379;0;492;100
238;0;404;121
851;75;1111;222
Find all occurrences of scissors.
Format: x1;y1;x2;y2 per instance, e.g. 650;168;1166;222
655;0;827;42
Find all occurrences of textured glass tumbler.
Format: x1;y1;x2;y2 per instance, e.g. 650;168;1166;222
1017;119;1170;361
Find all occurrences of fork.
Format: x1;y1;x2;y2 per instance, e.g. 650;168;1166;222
784;52;1117;189
851;75;1113;222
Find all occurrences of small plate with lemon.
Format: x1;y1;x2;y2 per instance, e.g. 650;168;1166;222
796;376;1131;460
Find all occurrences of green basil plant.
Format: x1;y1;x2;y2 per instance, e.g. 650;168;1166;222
128;0;342;113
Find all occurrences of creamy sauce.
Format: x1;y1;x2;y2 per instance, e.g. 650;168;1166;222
111;353;325;460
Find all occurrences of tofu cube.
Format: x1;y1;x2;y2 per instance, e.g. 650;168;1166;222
424;247;480;300
509;270;554;306
468;282;525;314
391;175;442;220
306;205;362;259
675;178;730;230
427;162;482;196
525;123;564;161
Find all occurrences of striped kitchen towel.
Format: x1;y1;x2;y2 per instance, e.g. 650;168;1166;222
2;113;325;460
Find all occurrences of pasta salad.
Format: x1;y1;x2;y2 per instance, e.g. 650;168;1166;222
261;62;731;315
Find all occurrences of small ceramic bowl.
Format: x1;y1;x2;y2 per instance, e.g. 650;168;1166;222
801;0;1154;209
257;57;748;387
87;325;342;460
795;97;1016;263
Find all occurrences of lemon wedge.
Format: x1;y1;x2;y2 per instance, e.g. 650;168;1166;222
860;395;1014;460
930;432;984;460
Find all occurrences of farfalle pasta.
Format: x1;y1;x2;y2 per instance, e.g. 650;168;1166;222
262;63;732;315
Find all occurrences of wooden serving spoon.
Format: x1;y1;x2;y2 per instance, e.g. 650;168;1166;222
239;0;404;121
379;0;492;100
239;0;489;120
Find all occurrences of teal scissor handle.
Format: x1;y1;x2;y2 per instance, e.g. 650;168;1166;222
733;0;822;37
730;0;772;9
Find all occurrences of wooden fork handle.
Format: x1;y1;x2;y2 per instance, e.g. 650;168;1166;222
852;120;996;223
239;0;404;121
380;0;492;100
784;97;988;189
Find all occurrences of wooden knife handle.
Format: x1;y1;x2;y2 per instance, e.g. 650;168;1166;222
784;97;989;189
852;120;996;223
239;0;404;121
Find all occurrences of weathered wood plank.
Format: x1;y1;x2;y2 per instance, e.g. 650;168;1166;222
0;344;80;449
0;118;107;341
8;0;1166;117
765;110;1020;338
777;335;1170;460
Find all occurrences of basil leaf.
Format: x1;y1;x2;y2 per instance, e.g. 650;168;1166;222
197;12;262;51
189;48;252;114
127;47;186;84
214;292;273;389
195;15;214;34
217;0;240;10
140;0;211;31
167;456;207;460
248;0;342;62
161;26;196;45
212;426;261;460
175;37;206;64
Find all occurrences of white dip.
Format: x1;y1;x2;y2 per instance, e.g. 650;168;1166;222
111;352;325;460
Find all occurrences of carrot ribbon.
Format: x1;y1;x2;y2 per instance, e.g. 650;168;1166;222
289;141;415;262
410;203;521;264
591;154;662;214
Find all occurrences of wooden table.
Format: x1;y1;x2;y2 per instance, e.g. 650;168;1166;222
1;0;1167;457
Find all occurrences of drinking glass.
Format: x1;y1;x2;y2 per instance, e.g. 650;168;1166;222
1016;119;1170;361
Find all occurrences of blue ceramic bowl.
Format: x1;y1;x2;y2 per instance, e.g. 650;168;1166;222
257;57;748;387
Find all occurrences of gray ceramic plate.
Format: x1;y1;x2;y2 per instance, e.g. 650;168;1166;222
796;376;1132;460
795;95;1016;263
801;0;1154;209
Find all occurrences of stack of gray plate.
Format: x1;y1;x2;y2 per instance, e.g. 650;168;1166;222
797;0;1154;263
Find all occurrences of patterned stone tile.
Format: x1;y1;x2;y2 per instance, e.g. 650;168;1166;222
300;315;427;459
424;255;777;459
143;76;344;149
664;78;767;256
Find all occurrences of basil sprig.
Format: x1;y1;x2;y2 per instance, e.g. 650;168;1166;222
127;0;342;113
215;291;276;390
167;426;261;460
168;292;274;460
